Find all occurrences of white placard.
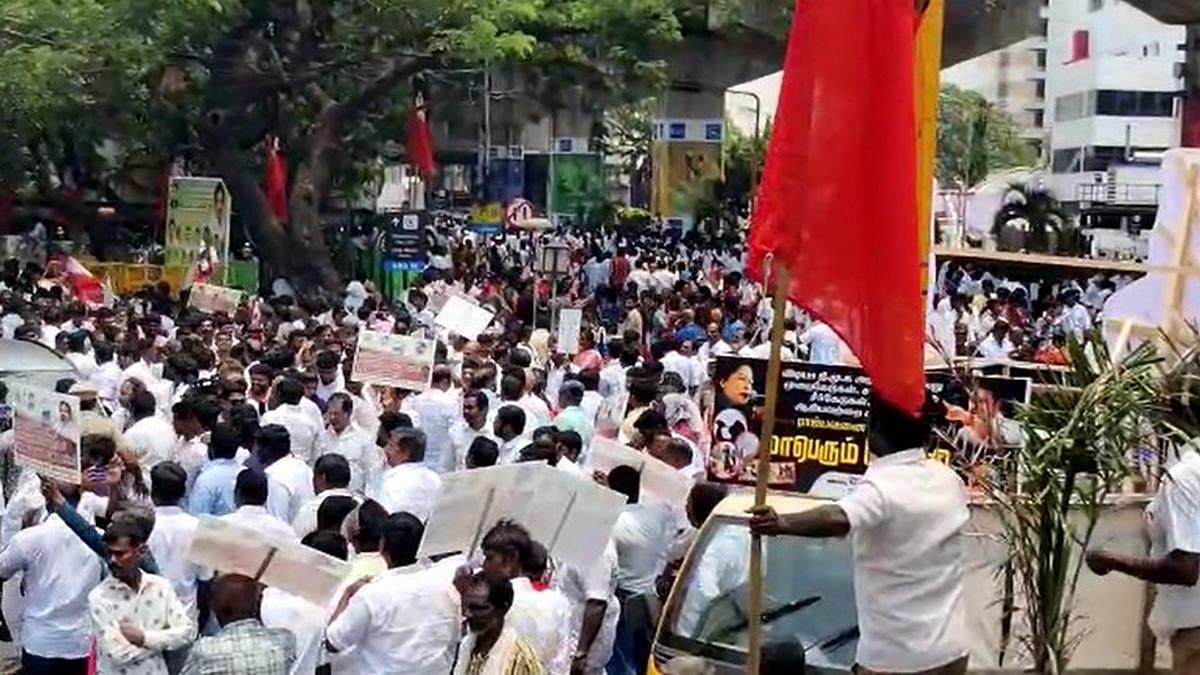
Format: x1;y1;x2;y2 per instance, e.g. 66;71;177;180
350;330;436;391
557;308;583;354
188;283;243;315
434;295;495;341
9;383;82;483
418;463;625;572
187;517;350;606
588;437;692;507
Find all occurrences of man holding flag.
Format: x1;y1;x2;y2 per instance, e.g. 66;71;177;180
744;0;969;672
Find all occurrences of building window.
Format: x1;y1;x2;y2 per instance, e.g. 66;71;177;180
1095;90;1176;117
1035;49;1047;69
1055;92;1087;122
1031;109;1045;127
998;79;1010;99
1037;19;1048;37
1035;81;1046;100
1052;148;1083;173
1089;0;1103;11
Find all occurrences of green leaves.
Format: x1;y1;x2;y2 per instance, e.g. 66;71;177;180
936;84;1039;189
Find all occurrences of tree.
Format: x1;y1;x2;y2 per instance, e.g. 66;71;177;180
2;0;684;289
598;98;656;208
936;84;1038;190
993;183;1072;254
722;118;770;215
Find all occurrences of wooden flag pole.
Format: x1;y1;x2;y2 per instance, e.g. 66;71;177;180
746;261;791;675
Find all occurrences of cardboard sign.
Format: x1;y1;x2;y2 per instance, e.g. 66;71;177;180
588;437;692;507
188;517;350;606
434;295;495;341
188;283;242;316
351;330;436;391
419;463;626;572
9;384;81;483
557;308;583;354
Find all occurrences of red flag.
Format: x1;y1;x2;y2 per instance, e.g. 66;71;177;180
748;0;923;413
264;136;289;224
406;92;436;178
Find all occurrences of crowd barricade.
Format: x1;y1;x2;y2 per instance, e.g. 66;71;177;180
80;261;260;295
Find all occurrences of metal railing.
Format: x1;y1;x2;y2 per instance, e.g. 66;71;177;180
1075;182;1161;205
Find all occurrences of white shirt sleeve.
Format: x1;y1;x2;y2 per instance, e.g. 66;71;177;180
326;590;372;653
1162;479;1200;554
836;479;890;531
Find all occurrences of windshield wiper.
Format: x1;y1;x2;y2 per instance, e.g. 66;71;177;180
808;625;860;654
708;595;823;642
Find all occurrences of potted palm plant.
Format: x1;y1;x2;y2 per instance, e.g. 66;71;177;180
993;183;1071;255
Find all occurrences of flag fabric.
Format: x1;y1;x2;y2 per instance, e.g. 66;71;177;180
264;136;289;224
64;256;103;306
748;0;924;413
406;87;436;178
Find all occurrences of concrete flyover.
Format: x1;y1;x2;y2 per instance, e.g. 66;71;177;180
1122;0;1200;24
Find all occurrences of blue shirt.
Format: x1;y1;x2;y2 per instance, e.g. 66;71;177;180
188;458;243;517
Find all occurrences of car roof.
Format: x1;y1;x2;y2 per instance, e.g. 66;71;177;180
712;490;834;519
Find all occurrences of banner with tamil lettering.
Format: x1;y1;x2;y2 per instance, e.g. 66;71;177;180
708;356;871;495
350;330;436;391
10;383;82;483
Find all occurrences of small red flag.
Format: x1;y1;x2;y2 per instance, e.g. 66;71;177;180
749;0;923;413
407;92;436;178
264;136;289;224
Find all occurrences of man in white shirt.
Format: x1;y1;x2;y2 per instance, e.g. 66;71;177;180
370;424;442;521
220;469;297;543
91;342;124;404
799;321;844;365
313;350;346;407
261;377;321;464
1088;447;1200;674
63;331;98;380
448;391;496;472
88;518;194;675
170;397;215;492
401;366;460;473
292;454;360;538
975;321;1015;360
496;532;572;674
493;405;532;465
122;337;164;393
750;396;969;674
501;372;550;431
0;482;106;674
146;462;212;634
326;513;461;674
257;424;315;523
660;338;701;394
316;392;380;491
1056;290;1092;342
124;390;176;471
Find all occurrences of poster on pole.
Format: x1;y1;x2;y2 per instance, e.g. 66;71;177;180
434;295;495;341
708;357;871;496
164;177;231;268
188;283;243;316
9;383;82;484
351;330;436;391
557;308;583;354
419;463;625;573
924;373;1031;468
187;517;349;606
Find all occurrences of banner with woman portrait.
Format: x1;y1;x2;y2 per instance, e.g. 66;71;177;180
708;356;872;495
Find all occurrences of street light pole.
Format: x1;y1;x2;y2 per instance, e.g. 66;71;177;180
727;88;763;200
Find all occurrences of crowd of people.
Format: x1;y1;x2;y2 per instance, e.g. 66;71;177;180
0;226;837;675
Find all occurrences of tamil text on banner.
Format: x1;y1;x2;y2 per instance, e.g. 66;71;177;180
419;463;626;573
187;517;349;606
557;308;583;354
188;283;243;316
434;294;495;341
10;383;82;483
708;356;871;496
165;177;231;268
351;330;436;391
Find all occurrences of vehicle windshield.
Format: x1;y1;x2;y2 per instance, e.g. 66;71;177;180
661;516;858;671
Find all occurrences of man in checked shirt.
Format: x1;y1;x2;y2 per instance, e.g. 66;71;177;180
180;574;296;675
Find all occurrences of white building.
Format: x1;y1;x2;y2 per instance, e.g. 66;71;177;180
1044;0;1184;205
